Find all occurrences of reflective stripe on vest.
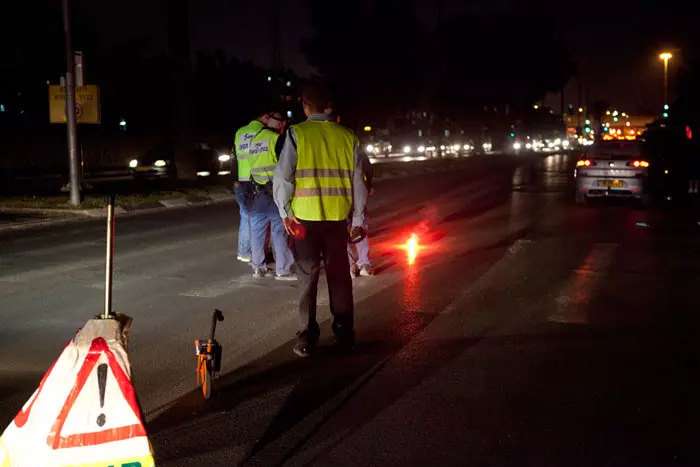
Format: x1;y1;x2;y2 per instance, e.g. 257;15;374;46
291;120;357;221
234;120;265;181
248;128;280;184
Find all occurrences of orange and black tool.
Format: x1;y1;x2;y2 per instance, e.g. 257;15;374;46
195;309;224;399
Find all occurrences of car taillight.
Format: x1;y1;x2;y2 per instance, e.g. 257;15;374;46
630;160;650;168
576;159;595;167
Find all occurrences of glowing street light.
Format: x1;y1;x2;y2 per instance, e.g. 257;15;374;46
659;52;673;107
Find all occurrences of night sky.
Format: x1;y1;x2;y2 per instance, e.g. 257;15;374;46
190;0;695;112
3;0;696;113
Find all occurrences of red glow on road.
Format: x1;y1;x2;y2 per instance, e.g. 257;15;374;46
400;233;421;265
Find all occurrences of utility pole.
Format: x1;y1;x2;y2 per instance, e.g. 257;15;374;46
577;77;583;129
62;0;81;205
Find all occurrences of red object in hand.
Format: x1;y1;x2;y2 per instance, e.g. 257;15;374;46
291;223;306;239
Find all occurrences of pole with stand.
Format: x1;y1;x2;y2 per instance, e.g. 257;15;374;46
102;195;116;319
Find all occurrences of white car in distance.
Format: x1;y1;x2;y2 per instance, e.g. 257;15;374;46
575;140;651;206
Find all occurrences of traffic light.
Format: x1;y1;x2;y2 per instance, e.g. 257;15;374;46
584;126;591;133
510;132;515;137
663;112;669;118
664;104;669;110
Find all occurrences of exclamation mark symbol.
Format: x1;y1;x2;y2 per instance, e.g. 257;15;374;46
96;363;107;427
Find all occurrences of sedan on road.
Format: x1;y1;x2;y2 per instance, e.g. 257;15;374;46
575;140;651;205
129;142;232;179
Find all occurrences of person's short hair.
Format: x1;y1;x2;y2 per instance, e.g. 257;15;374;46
302;82;332;113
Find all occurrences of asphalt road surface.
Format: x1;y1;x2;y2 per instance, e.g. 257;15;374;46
2;153;700;466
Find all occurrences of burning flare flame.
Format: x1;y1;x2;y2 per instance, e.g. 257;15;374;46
403;233;420;265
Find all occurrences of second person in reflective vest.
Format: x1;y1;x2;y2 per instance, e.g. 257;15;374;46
247;111;297;280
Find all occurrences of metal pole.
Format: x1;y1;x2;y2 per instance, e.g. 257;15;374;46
104;195;115;319
663;59;669;107
62;0;81;205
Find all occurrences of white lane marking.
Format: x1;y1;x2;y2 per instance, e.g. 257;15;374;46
18;240;102;257
179;279;248;298
548;243;618;325
6;222;203;259
0;232;230;284
178;274;298;298
442;239;535;314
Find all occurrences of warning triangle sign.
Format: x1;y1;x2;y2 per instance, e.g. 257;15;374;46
0;318;155;467
47;337;146;449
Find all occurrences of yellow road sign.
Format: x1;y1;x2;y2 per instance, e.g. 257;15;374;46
49;85;101;124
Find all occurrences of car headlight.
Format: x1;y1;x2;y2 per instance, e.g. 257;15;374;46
365;144;374;153
403;145;411;153
463;144;470;150
554;138;561;146
562;140;570;148
513;142;521;150
440;145;445;150
154;160;167;167
418;146;425;152
129;159;138;168
218;154;231;162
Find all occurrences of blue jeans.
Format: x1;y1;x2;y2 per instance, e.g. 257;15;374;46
348;210;370;267
234;183;252;257
250;191;294;275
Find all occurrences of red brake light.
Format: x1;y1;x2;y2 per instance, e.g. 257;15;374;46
577;159;594;167
631;160;650;168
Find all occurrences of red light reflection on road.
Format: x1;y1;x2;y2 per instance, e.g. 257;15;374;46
399;233;422;265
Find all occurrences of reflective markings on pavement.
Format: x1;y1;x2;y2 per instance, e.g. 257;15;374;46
548;243;618;325
441;239;536;314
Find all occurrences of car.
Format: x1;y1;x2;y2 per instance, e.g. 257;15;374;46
128;142;232;179
194;142;233;177
575;140;651;206
129;144;176;179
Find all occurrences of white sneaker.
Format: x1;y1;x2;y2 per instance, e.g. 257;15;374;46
359;265;374;277
237;255;251;263
275;273;298;281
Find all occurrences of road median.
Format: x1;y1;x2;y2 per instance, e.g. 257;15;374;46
0;186;235;232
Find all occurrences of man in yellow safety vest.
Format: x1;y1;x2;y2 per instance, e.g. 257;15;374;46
273;83;368;357
247;110;296;280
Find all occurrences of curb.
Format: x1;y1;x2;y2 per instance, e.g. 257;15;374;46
0;193;236;234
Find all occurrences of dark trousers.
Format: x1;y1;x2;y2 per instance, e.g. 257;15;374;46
295;220;355;347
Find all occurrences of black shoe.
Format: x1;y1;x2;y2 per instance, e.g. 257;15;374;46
293;343;313;358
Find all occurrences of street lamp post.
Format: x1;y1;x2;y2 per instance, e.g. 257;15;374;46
659;52;673;108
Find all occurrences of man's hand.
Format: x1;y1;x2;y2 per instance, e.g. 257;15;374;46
234;181;240;189
283;215;301;236
349;225;367;244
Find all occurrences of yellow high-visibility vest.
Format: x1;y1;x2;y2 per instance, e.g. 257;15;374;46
234;120;264;181
291;120;356;221
248;128;280;185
